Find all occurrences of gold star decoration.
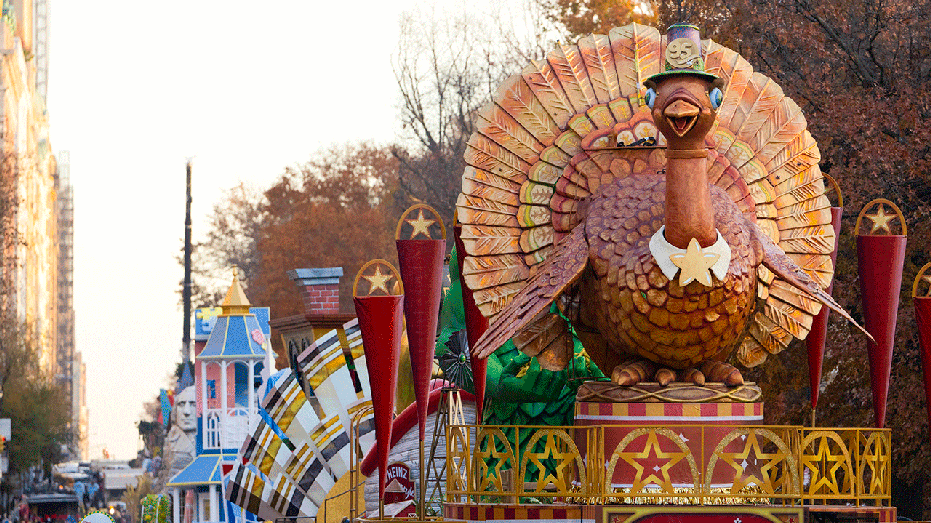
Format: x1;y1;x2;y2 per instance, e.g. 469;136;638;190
865;204;896;234
526;431;579;493
615;429;691;492
800;432;850;495
860;434;889;495
474;431;516;492
362;266;393;295
717;431;788;493
406;210;436;239
669;238;720;287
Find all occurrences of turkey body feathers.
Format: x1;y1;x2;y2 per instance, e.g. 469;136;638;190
579;176;759;370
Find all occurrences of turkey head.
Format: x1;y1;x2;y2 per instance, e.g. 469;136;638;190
647;75;723;152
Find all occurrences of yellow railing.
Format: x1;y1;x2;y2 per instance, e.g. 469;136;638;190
446;424;890;506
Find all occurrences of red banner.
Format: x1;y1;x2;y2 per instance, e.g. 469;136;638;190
384;462;415;505
806;206;842;410
916;297;931;442
354;294;405;499
856;234;907;428
454;225;487;423
396;239;445;439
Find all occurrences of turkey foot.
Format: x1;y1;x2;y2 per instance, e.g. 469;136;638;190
678;368;706;386
612;360;696;386
612;360;737;386
611;360;656;386
700;360;744;386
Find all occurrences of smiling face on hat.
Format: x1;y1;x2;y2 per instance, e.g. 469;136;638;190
666;38;701;69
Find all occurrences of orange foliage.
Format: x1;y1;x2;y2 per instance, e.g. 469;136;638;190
250;142;405;320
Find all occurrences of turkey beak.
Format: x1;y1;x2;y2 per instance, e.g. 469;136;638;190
663;99;700;137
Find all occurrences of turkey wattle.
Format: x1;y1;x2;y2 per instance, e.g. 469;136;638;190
459;23;870;387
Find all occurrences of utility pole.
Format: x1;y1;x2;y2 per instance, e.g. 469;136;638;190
182;160;193;364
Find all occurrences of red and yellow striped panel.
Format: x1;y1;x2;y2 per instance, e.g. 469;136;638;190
444;503;589;522
575;401;763;422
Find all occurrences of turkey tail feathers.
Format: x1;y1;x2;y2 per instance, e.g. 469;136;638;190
610;24;662;98
550;43;599;113
497;75;561;146
578;34;621;104
753;223;874;342
473;225;589;359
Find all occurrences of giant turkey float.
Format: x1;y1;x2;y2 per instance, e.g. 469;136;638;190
205;21;931;523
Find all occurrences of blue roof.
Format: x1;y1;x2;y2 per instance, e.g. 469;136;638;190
251;307;270;336
194;307;223;341
196;307;270;342
198;314;267;360
176;363;194;392
166;455;226;486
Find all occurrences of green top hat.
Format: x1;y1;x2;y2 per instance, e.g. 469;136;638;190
646;23;719;84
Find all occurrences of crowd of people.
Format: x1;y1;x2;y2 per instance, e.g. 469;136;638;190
5;473;121;523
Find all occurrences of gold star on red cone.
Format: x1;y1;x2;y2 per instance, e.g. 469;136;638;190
363;266;392;295
865;204;895;234
406;210;435;239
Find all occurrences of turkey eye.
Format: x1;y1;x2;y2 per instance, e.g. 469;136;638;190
645;88;656;109
709;87;723;109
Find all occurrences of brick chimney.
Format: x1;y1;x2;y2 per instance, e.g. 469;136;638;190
287;267;343;315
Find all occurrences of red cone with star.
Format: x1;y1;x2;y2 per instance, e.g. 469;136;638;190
395;205;446;441
352;260;405;500
856;199;907;428
913;263;931;442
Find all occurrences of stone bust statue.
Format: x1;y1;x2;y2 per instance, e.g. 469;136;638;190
164;386;197;477
174;386;197;432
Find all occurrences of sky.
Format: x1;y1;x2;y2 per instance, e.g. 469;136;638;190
46;0;426;459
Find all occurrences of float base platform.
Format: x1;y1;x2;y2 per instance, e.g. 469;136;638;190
443;504;896;523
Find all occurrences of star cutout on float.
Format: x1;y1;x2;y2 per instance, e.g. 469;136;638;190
865;204;895;234
363;266;393;295
717;431;786;493
616;430;690;493
474;434;515;492
525;432;577;493
860;434;889;495
406;210;436;239
669;238;720;287
802;433;850;495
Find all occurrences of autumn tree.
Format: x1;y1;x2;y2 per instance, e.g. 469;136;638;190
251;143;404;319
392;1;559;224
537;0;659;35
0;322;72;478
543;0;931;515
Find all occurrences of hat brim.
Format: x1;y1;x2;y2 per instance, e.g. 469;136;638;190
645;70;719;84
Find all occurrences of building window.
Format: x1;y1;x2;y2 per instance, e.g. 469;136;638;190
235;363;248;407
